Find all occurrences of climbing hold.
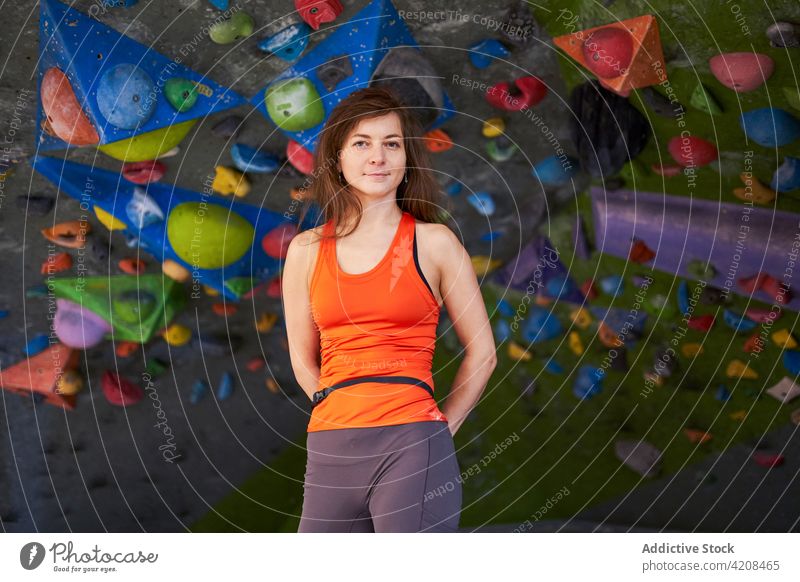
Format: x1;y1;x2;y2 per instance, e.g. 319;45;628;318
41;252;73;275
668;135;717;168
599;275;624;296
766;376;800;404
212;115;244;139
216;372;235;401
295;0;343;29
570;81;650;177
262;223;296;259
160;259;190;283
499;0;538;48
640;86;680;118
41;220;90;249
468;39;510;69
744;332;765;354
746;308;778;323
471;255;499;277
98;120;197;162
730;410;747;421
118;258;145;274
570;307;592;329
96;64;156;129
522;308;562;343
740;108;800;147
651;163;682;177
122;160;166;185
115;341;138;358
751;452;784;468
677;280;690;315
467;192;496;216
209;11;255;44
286;140;314;175
687;315;715;332
709;52;774;93
681;343;703;358
423;128;453;153
27;285;49;299
507;340;532;362
125;187;164;229
101;371;143;406
766;21;800;48
726;359;758;379
629;239;655;264
772;329;798;350
53;299;109;349
256;312;279;333
486;76;547;111
266;78;325;132
684;429;712;444
146;357;168;377
211;166;250;198
265;377;280;394
614;440;661;478
771;157;800;192
732;173;776;205
715;384;731;402
644;294;674;319
582;26;634;79
56;370;83;396
212;302;237;317
444;180;462;196
723;309;756;333
189;379;209;405
486;136;518;162
494;319;511;343
17;194;55;217
94;205;128;231
164;77;198;112
783;87;800;111
700;286;726;305
573;366;603;399
687;259;716;280
231;143;280;174
532;155;579;186
0;343;78;408
581;279;598;300
496;299;515;318
482;117;505;138
40;68;100;146
544;359;563;374
689;83;722;115
162;324;191;346
25;334;51;357
785;350;800;375
246;356;266;372
258;22;311;62
653;345;679;378
568;331;584;356
762;275;792;305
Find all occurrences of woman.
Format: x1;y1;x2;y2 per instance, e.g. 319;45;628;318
282;87;496;533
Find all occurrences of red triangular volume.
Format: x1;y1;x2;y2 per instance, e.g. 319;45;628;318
553;15;666;96
0;343;78;409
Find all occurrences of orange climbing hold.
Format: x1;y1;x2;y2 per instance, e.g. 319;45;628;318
41;252;73;275
119;258;146;274
212;302;238;316
422;128;453;153
115;341;139;358
0;343;79;409
41;220;90;249
684;428;712;444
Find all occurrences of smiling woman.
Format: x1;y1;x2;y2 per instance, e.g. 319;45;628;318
281;87;497;533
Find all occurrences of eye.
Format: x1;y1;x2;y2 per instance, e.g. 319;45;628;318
353;140;368;149
385;141;400;149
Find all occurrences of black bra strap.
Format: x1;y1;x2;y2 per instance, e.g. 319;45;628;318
312;375;434;407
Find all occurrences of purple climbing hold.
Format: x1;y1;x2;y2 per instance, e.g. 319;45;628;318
573;215;590;260
771;157;800;192
54;299;113;349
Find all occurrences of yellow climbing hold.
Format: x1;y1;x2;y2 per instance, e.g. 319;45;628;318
471;255;502;277
212;165;250;197
265;377;280;394
162;324;192;346
729;410;747;422
99;120;196;162
733;173;776;205
204;285;220;297
94;206;127;231
482;117;505;138
162;259;191;282
256;312;279;333
726;359;758;379
56;370;84;395
772;329;798;349
568;331;584;355
681;343;704;357
569;307;592;329
507;340;532;362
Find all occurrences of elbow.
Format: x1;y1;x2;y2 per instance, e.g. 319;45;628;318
469;349;497;370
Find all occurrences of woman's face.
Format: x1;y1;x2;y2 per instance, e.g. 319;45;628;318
338;113;407;198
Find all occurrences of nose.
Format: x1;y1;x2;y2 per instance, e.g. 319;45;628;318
368;145;386;165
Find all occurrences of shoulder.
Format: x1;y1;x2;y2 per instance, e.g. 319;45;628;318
413;220;463;254
285;226;325;267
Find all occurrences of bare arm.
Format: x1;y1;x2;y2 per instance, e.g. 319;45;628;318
281;231;321;401
435;228;497;436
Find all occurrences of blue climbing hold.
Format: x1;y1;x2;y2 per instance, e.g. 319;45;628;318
27;284;48;299
480;230;504;242
599;275;624;296
231;143;281;174
494;319;512;342
573;366;604;399
740;108;800;147
544;359;564;374
468;39;510;69
444;180;463;196
677;280;690;315
544;274;580;301
24;334;51;357
216;371;235;401
496;298;515;317
0;309;8;319
771;157;800;192
190;379;209;404
532;155;579;186
467;191;495;216
715;384;731;402
96;64;156;130
522;307;562;343
207;0;229;8
102;0;139;6
126;187;164;229
723;309;757;333
783;350;800;376
258;22;311;63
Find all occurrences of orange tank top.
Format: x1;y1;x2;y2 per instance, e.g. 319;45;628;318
307;210;447;432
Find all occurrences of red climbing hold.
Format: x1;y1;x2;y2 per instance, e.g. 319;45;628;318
246;356;266;372
709;52;774;93
101;371;144;406
738;272;769;294
581;278;598;300
687;315;715;332
422;128;454;153
668;136;718;168
651;163;682;177
761;275;791;305
485;76;547;111
286;139;314;175
629;239;656;263
743;333;764;354
267;276;282;298
582;27;634;79
115;341;139;358
122;160;166;184
118;258;146;274
295;0;343;30
212;302;238;316
262;223;297;259
751;451;784;468
41;252;73;275
746;308;780;323
40;67;100;146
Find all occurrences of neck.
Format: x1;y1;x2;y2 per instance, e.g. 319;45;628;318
343;190;402;232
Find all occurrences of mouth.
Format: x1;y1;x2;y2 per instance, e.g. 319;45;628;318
364;171;391;177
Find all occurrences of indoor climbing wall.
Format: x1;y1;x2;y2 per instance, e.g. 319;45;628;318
0;0;798;534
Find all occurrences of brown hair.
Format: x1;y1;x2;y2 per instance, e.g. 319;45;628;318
297;87;444;238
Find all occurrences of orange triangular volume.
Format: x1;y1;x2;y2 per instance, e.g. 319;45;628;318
553;15;666;96
0;343;78;409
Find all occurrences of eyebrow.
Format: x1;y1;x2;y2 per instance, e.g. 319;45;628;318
350;133;403;139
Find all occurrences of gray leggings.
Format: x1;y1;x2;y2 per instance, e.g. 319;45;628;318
298;421;462;533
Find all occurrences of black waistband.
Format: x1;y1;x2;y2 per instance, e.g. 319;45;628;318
311;375;434;407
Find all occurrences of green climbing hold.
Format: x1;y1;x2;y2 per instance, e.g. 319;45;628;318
783;87;800;112
687;259;716;280
165;78;198;112
167;202;254;269
209;11;255;44
265;78;325;131
225;277;256;298
690;83;722;115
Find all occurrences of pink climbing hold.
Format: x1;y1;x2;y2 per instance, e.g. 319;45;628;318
751;451;784;468
582;27;634;79
54;299;112;349
101;371;144;406
122;160;166;184
286;139;314;175
262;223;296;259
668;135;718;168
746;308;780;323
651;163;682;177
709;52;774;93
